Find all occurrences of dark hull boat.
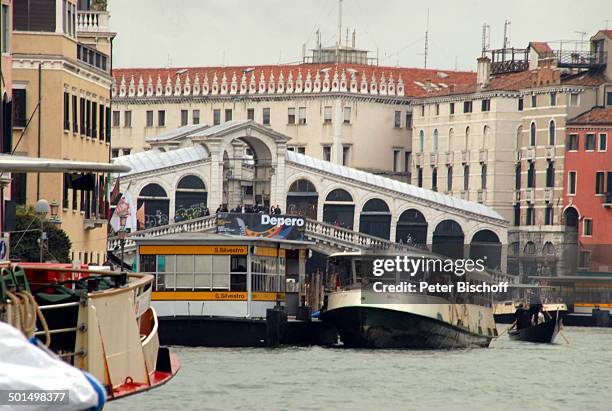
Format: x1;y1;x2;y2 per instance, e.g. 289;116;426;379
508;319;559;344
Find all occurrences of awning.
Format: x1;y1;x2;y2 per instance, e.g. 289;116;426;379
0;155;131;173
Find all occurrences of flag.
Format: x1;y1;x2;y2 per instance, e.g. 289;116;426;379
136;203;145;230
109;177;120;204
109;188;138;233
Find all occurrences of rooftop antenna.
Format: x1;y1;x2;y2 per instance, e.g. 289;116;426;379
503;20;511;49
166;54;172;68
352;29;356;48
418;9;430;68
481;23;490;56
575;31;587;50
346;28;349;48
605;20;610;30
336;0;343;64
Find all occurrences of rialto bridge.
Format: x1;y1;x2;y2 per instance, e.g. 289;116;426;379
111;120;509;272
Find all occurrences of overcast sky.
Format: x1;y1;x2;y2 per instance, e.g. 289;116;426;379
108;0;612;71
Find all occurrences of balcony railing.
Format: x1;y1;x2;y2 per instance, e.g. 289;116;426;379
545;146;555;160
555;50;606;69
479;149;487;163
544;187;553;203
77;11;110;33
461;150;469;164
429;153;438;166
444;151;453;165
77;43;109;73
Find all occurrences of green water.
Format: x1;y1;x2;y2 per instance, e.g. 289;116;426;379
106;326;612;411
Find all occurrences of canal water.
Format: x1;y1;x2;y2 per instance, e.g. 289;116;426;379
107;326;612;411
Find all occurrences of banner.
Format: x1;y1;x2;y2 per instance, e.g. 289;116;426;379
216;213;305;241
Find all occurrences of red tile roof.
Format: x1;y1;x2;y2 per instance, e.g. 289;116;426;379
112;63;476;98
567;107;612;126
529;42;554;57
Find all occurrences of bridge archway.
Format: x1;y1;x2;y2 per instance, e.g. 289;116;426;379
359;198;391;240
287;178;318;218
395;208;427;246
174;175;208;222
323;188;355;229
138;183;170;228
469;229;501;269
432;219;464;258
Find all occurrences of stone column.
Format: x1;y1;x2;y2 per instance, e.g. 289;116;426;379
331;98;343;165
271;142;287;211
208;141;223;210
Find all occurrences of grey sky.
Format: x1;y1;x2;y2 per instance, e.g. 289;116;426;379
108;0;612;71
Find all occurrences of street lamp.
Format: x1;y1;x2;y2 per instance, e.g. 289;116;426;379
35;199;49;263
49;200;60;224
118;214;128;273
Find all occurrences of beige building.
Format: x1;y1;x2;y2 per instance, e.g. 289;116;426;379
411;31;612;277
110;60;476;178
10;1;115;264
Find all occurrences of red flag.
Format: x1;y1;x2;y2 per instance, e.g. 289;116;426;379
109;177;120;204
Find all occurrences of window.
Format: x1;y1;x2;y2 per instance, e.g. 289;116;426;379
585;134;596;151
531;94;537;108
123;148;131;155
105;107;111;142
432;167;438;191
463;165;469;190
158;110;166;127
393;150;401;172
321;106;331;124
526;206;535;226
247;108;255;121
297;146;306;155
527;161;536;188
545;206;554;225
481;99;490;112
548;120;555;145
181;110;188;126
447;166;453;192
225;109;232;122
287;108;295;124
568;171;577;195
518;97;524;111
596;172;605;194
91;102;97;139
298;107;306;124
99;104;105;140
86;99;92;136
579;251;591;270
435;104;440;116
79;98;86;134
344;107;351;124
481;164;487;189
449;102;455;115
323;146;331;161
1;5;9;53
71;95;77;133
463;101;473;113
404;152;410;173
213;109;220;125
514;204;520;226
583;218;593;236
420;105;425;116
530;122;536;146
262;108;270;125
145;111;153;127
63;92;70;131
515;163;521;190
433;129;439;152
419;130;424;153
405;112;412;128
124;110;132;128
570;93;579;107
343;146;350;165
546;162;554;188
394;111;401;128
417;167;423;187
599;134;607;151
550;92;557;106
13;0;55;31
568;134;579;151
112;110;120;127
607;92;612;106
111;149;119;158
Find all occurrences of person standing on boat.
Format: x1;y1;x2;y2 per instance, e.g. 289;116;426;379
511;303;530;330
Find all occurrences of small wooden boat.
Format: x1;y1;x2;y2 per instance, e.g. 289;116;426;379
508;317;559;343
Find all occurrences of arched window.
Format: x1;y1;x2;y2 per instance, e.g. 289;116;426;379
447;166;453;192
287;179;318;219
448;128;454;151
175;175;208;222
483;125;490;148
470;229;502;269
548;120;555;146
463;165;469;190
433;129;439;152
524;241;536;255
395;209;428;245
516;125;523;149
465;126;470;150
419;130;424;153
359;198;391;240
530;122;536;146
138;183;170;228
432;167;438;191
432;219;465;259
323;189;354;228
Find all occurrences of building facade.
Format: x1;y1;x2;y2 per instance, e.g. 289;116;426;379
110;63;475;178
10;0;115;264
564;107;612;274
411;30;612;278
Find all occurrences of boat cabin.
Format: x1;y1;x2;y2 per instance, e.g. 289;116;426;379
134;233;312;318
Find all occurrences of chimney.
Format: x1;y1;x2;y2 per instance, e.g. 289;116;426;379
476;56;491;89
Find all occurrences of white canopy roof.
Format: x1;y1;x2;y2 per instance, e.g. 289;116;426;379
112;145;208;177
0;154;130;173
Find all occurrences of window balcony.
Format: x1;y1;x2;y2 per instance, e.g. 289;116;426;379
479;149;487;163
429;152;438;166
77;10;110;33
525;188;535;203
461;150;469;164
414;153;424;168
545;146;555;160
526;147;536;161
477;189;485;203
544;187;553;202
84;217;106;230
444;151;453;165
